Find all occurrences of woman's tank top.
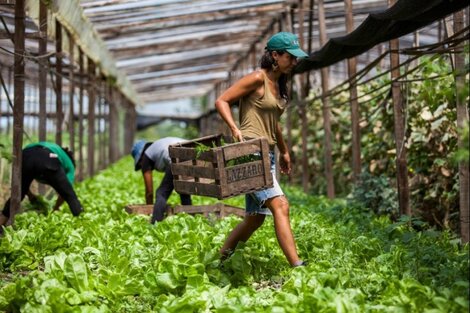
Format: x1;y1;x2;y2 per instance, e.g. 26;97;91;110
239;71;286;147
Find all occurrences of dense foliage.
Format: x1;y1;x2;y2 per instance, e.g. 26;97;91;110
287;53;469;231
0;157;468;312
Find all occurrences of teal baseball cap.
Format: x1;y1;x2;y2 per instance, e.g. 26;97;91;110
266;32;308;58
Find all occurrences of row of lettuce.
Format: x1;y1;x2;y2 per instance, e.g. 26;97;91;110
0;157;468;312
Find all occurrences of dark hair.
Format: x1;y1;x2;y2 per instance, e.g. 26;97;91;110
62;147;76;167
260;50;289;101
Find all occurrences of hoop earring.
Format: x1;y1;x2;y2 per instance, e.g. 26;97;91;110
272;61;279;71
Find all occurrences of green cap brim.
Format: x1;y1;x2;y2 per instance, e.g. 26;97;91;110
287;48;309;58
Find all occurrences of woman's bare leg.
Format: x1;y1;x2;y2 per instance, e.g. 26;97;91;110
220;214;265;258
265;195;300;266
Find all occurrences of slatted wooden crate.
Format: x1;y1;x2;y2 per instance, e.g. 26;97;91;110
169;134;273;199
124;203;244;218
125;204;153;215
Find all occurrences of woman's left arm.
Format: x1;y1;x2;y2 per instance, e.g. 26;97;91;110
275;123;291;175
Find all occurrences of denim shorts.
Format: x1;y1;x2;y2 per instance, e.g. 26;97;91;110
245;151;283;215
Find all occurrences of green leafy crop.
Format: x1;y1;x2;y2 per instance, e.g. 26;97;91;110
0;157;468;312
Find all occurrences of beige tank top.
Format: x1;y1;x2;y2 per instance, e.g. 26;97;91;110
239;71;286;147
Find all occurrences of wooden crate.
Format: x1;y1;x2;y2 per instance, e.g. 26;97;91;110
172;203;245;218
125;204;153;215
169;134;273;199
124;203;244;218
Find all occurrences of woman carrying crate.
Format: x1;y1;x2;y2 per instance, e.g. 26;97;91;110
215;32;308;267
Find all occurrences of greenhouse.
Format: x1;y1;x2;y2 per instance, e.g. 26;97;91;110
0;0;468;312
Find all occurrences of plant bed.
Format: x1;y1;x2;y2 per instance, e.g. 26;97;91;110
124;203;245;218
168;134;273;199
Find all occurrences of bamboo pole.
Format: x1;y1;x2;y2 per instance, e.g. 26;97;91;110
453;10;469;243
389;0;410;216
10;0;26;224
344;0;361;182
318;0;335;198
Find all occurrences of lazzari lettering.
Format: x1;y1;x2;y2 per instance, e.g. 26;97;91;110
226;164;262;183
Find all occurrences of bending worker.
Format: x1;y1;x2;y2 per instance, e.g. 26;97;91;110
131;137;192;223
0;142;84;226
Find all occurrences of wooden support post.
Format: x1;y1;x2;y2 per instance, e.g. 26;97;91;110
78;48;84;181
87;58;96;177
101;77;107;168
38;0;47;142
298;0;309;192
10;0;25;224
444;16;455;68
7;68;12;134
453;10;469;243
284;5;294;184
305;0;314;89
438;20;443;42
413;31;419;47
411;31;420;68
55;19;63;146
109;86;119;163
318;0;335;198
0;69;2;131
389;0;410;216
124;97;136;151
26;81;32;133
68;30;75;152
97;78;103;170
344;0;361;182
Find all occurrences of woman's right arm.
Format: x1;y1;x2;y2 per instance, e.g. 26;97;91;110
215;71;264;141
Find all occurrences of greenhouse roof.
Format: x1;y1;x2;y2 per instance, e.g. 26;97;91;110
77;0;392;106
1;0;466;116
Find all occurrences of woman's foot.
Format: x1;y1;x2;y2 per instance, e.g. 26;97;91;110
292;260;308;267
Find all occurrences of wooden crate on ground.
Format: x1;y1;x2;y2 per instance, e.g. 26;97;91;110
125;204;153;215
169;134;273;199
172;203;244;218
124;203;244;218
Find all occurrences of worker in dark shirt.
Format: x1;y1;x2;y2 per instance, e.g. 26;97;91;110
131;137;192;223
0;142;84;226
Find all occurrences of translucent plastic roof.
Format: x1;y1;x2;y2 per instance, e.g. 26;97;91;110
78;0;390;108
3;0;450;118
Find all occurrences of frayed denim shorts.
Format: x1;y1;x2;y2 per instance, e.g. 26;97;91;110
245;151;283;215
